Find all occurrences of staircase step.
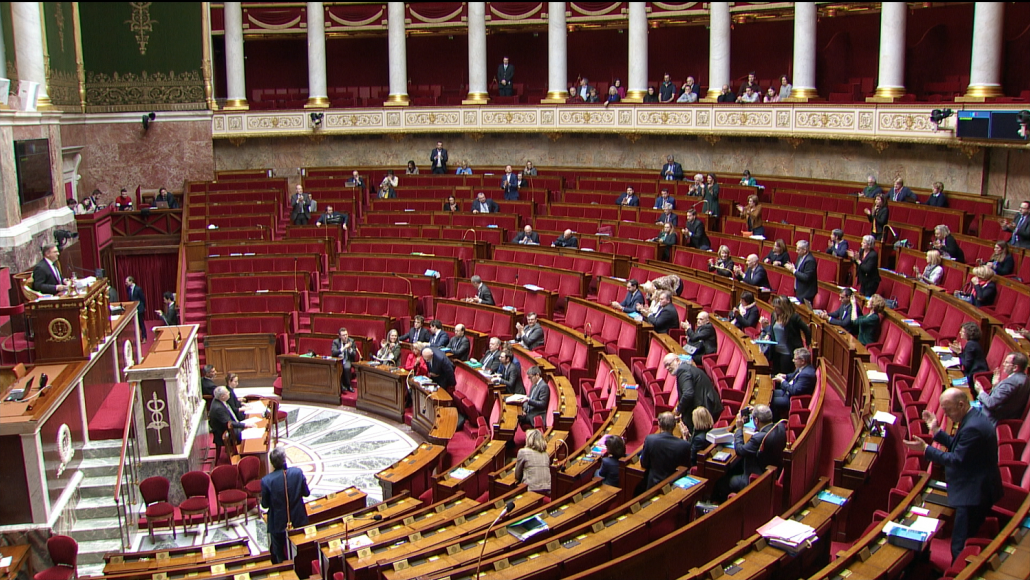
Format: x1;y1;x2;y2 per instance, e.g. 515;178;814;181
76;538;131;566
73;496;123;519
69;516;125;542
78;456;121;478
77;475;128;499
81;439;124;460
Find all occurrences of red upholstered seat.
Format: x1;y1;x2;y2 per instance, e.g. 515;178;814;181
33;536;77;580
139;476;176;539
211;464;249;525
238;455;262;500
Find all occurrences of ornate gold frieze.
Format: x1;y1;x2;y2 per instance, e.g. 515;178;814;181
324;113;384;128
558;110;615;125
47;68;80;108
878;113;934;133
126;2;158;55
482;110;538;125
715;111;772;127
795;111;855;129
404;111;460;125
85;70;205;112
637;110;693;126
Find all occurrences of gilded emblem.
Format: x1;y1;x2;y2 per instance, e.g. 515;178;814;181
48;317;74;342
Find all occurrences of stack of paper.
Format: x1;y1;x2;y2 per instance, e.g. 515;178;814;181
505;394;528;404
883;517;941;550
866;369;889;383
449;467;473;480
757;517;817;555
241;427;265;440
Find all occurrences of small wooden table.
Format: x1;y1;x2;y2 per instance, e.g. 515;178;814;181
0;545;30;580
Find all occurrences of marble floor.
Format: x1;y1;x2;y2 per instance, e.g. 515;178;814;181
79;399;418;576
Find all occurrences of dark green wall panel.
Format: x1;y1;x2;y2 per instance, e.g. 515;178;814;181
44;2;78;108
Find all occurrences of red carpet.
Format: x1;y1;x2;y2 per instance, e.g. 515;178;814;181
88;382;134;440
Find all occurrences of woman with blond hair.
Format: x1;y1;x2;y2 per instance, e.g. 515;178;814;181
915;249;944;285
689;407;714;466
851;294;886;345
515;429;552;495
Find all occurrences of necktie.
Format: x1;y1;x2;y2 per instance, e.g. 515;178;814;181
51;260;61;281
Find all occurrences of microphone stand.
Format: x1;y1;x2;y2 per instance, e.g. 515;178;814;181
474;501;516;580
553;438;571;472
340;513;383;580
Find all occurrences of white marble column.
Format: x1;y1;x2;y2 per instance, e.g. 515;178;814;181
961;2;1004;100
704;2;730;101
870;1;907;100
305;2;329;108
624;3;648;103
0;7;7;79
385;2;409;106
464;2;489;104
12;2;50;107
789;2;818;100
223;2;248;110
542;1;567;103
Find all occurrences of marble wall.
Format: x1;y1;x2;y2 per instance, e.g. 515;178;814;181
214;133;1028;203
60;114;215;201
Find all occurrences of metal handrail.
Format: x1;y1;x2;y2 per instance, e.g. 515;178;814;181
111;383;140;549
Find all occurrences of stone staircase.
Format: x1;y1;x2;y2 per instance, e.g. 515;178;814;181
70;440;132;576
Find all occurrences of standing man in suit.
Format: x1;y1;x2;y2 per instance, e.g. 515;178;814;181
904;389;1003;562
665;354;723;429
785;240;818;305
682;312;717;365
973;352;1030;424
611;278;644;314
501;165;520;200
261;446;311;564
733;254;770;288
515;312;545;350
399;315;431;343
32;244;68;295
682;209;711;251
578;78;593;100
497;57;514;96
522;366;549;425
889;177;917;203
471;192;500;214
468;275;495;305
447;324;471;361
660;155;684;181
480;337;503;372
290;184;312;225
1002;201;1030;249
513;225;540;245
771;348;817;419
125;276;147;341
157;291;179;326
639;291;680;335
724;405;786;496
421;346;456;390
493;349;525;396
640;412;692;489
331;328;360;393
428;320;450;348
429;141;449;174
826;229;850;258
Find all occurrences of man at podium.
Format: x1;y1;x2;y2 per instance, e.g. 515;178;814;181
32;244;69;295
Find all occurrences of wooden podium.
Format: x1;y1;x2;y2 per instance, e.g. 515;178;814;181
278;355;341;405
25;279;113;362
355;361;407;422
408;375;455;444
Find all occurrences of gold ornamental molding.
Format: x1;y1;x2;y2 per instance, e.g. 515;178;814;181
209;103;1030;149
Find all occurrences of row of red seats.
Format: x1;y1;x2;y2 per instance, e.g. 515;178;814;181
432;299;516;342
472;260;587;307
492;246;614;288
452;279;552;319
363;211;521;231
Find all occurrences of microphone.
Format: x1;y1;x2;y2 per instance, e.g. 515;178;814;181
584;321;592;340
391;272;413;296
554;438;571;472
474;500;517;579
69;265;105;278
340;513;384;580
463;228;477;242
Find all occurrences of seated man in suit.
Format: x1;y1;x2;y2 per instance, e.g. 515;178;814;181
682;209;711;251
656;204;679;227
208;386;247;462
428;320;450;348
815;287;856;332
471;192;500;214
347;170;365;189
512;225;540;245
973;352;1030;424
888;177;917;203
479;337;504;372
515;312;545;350
315;204;349;231
610;278;645;314
492;349;525;395
733;254;769;288
156;291;180;326
825;229;849;258
638;290;680;335
771;348;817;419
421;346;456;391
521;366;550;425
640;412;692;490
32;244;69;295
654;188;677;209
154;187;178;209
721;404;786;497
331;328;361;393
615;187;640;207
730;291;760;330
468;275;495;305
201;364;218;398
551;229;578;248
681;311;718;365
399;315;431;343
447;324;471;361
1001;201;1030;249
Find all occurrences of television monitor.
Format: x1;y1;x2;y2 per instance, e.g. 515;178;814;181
14;138;53;205
956;111;990;139
988;112;1024;141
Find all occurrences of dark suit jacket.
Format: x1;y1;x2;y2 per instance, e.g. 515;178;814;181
260;467;310;533
316;211;347;227
496;63;514;85
522;378;549;422
731;305;760;329
990;254;1014;276
855;249;881;297
552;235;578;248
793;253;818;303
674;364;724;429
501;173;519;193
734;421;787;478
960;340;990;381
472;199;500;213
617;290;645;314
476;284;495;305
429;148;449;171
160;303;180;326
939;235;965;263
616;193;640;207
518;324;545;350
480;349;502;372
827;302;854;329
683;219;711;250
868;207;889;240
513;231;540;245
208;400;245;448
780;365;816;397
399;326;430;344
646;304;680;335
447;335;470;361
641;431;692;489
127;284;146;314
497;362;525;396
429;330;450;348
826;240;850;258
889;187;916;203
201;377;217;398
654;196;677;210
1008;215;1030;249
925;192;947;207
425;347;456;390
660;163;684;181
924;408;1003;508
331;338;359;365
738;265;769;288
290;193;311;221
31;259;62;294
686;324;717;359
978;372;1030;423
656;213;679;227
717;91;736;103
972;282;997;307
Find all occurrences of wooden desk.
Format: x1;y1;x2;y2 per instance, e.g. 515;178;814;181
433;439;508;500
375;443;445;499
954;494;1030;580
356;361;408;422
305;487;368;525
279;354;341;405
408;376;454;442
101;539;250;575
0;545;30;580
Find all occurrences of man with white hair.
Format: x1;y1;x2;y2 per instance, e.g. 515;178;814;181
480;337;503;372
513;225;540;245
682;312;717;364
208;386;246;461
471;192;499;214
662;353;723;432
469;275;495;305
785;240;817;305
552;229;578;248
725;404;786;494
639;290;679;334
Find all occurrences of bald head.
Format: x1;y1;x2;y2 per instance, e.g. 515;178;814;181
939;388;971;425
662;353;681;372
564;229;573;238
421;347;434;361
